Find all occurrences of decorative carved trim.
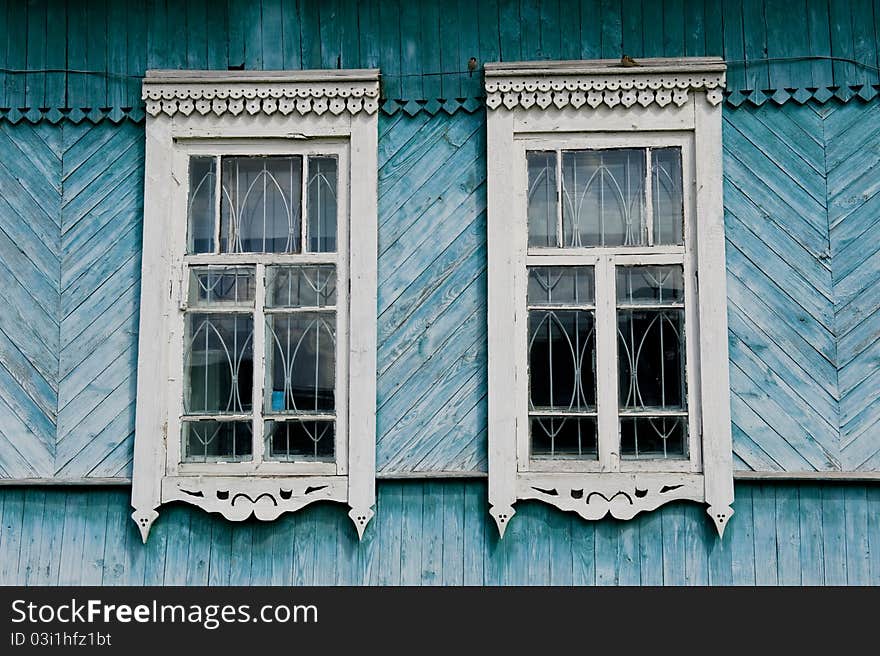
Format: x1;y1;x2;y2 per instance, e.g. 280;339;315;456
484;58;726;111
516;473;705;522
131;507;159;544
707;505;734;539
162;476;347;522
489;504;517;538
142;69;380;118
348;505;376;540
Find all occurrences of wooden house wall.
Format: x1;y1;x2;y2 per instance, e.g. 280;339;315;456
2;0;880;121
0;97;879;479
1;480;879;585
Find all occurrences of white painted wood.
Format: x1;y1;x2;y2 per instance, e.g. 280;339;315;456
485;58;733;538
694;92;735;538
132;71;378;542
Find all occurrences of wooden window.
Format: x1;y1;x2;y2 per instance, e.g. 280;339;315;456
485;59;734;537
131;70;379;542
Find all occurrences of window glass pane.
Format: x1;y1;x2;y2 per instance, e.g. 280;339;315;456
531;416;597;459
188;157;215;254
220;156;302;253
652;147;684;245
184;314;254;414
189;267;255;307
265;313;336;414
618;309;686;410
562;148;646;247
527;151;558;247
529;310;596;411
266;265;336;308
528;266;594;306
307;156;338;252
265;419;335;462
183;420;252;462
620;417;687;459
616;265;684;305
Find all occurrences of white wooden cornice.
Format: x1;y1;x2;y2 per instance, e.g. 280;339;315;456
484;57;726;111
142;69;381;118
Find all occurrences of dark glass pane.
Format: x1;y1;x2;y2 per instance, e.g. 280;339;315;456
528;266;594;306
266;313;336;414
220;156;302;253
265;420;335;462
562;148;646;247
530;416;598;459
618;309;686;410
307;156;338;252
185;314;254;414
620;416;687;459
616;265;684;305
529;310;596;411
189;267;255;307
652;147;684;245
527;151;558;247
266;265;336;308
188;156;215;254
183;420;252;462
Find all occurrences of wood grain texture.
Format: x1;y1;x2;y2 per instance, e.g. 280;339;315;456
1;0;880;117
1;481;879;585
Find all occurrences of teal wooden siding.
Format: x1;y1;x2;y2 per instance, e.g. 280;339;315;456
1;481;879;585
0;121;142;479
2;0;880;122
724;101;880;472
0;101;879;479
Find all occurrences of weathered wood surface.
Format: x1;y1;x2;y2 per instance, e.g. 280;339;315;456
1;481;879;585
1;0;880;121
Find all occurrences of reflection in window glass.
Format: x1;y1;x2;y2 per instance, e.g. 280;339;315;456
528;267;594;306
308;156;338;253
652;147;684;246
527;151;558;247
220;156;302;253
562;149;645;247
188;157;215;254
616;265;684;305
531;416;598;459
266;265;336;308
266;420;335;462
189;267;256;307
184;314;254;414
183;420;252;462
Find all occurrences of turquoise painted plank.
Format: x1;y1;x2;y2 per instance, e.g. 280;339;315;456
337;0;360;70
829;0;857;90
579;0;601;59
399;482;423;585
107;1;127;107
498;0;520;62
638;508;663;585
775;484;801;585
241;0;262;70
621;0;644;58
462;482;485;585
849;0;877;89
844;486;870;584
707;516;734;585
228;522;253;585
539;0;562;58
101;495;131;585
599;0;622;59
269;512;295;586
250;519;277;585
798;485;825;585
357;499;379;585
19;489;45;585
80;493;109;585
125;0;147;105
558;0;580;60
617;519;641;586
0;0;7;107
4;0;27;107
421;0;442;100
729;485;756;584
684;0;705;56
441;482;465;585
742;0;770;91
281;0;302;69
335;508;359;585
44;0;66;107
595;518;619;585
161;504;191;585
821;485;847;584
520;0;541;59
292;511;315;585
396;2;421;99
377;0;401;98
205;0;227;69
752;485;778;585
525;502;550;585
299;0;321;68
420;482;443;584
57;490;87;585
868;486;880;585
184;510;213;585
226;0;246;69
25;0;47;109
377;483;403;584
207;521;232;585
683;503;709;585
458;0;480;98
500;500;528;585
262;0;283;69
806;0;834;89
570;515;595;585
438;0;461;99
0;488;22;584
659;504;685;583
64;2;87;106
663;0;685;57
185;0;208;69
37;488;66;584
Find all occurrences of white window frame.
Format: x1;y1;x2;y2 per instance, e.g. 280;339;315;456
131;70;379;542
485;58;734;537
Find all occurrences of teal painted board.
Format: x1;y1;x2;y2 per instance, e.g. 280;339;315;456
5;481;880;585
3;0;880;115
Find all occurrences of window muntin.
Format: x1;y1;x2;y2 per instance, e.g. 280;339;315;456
524;142;697;472
178;150;346;471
